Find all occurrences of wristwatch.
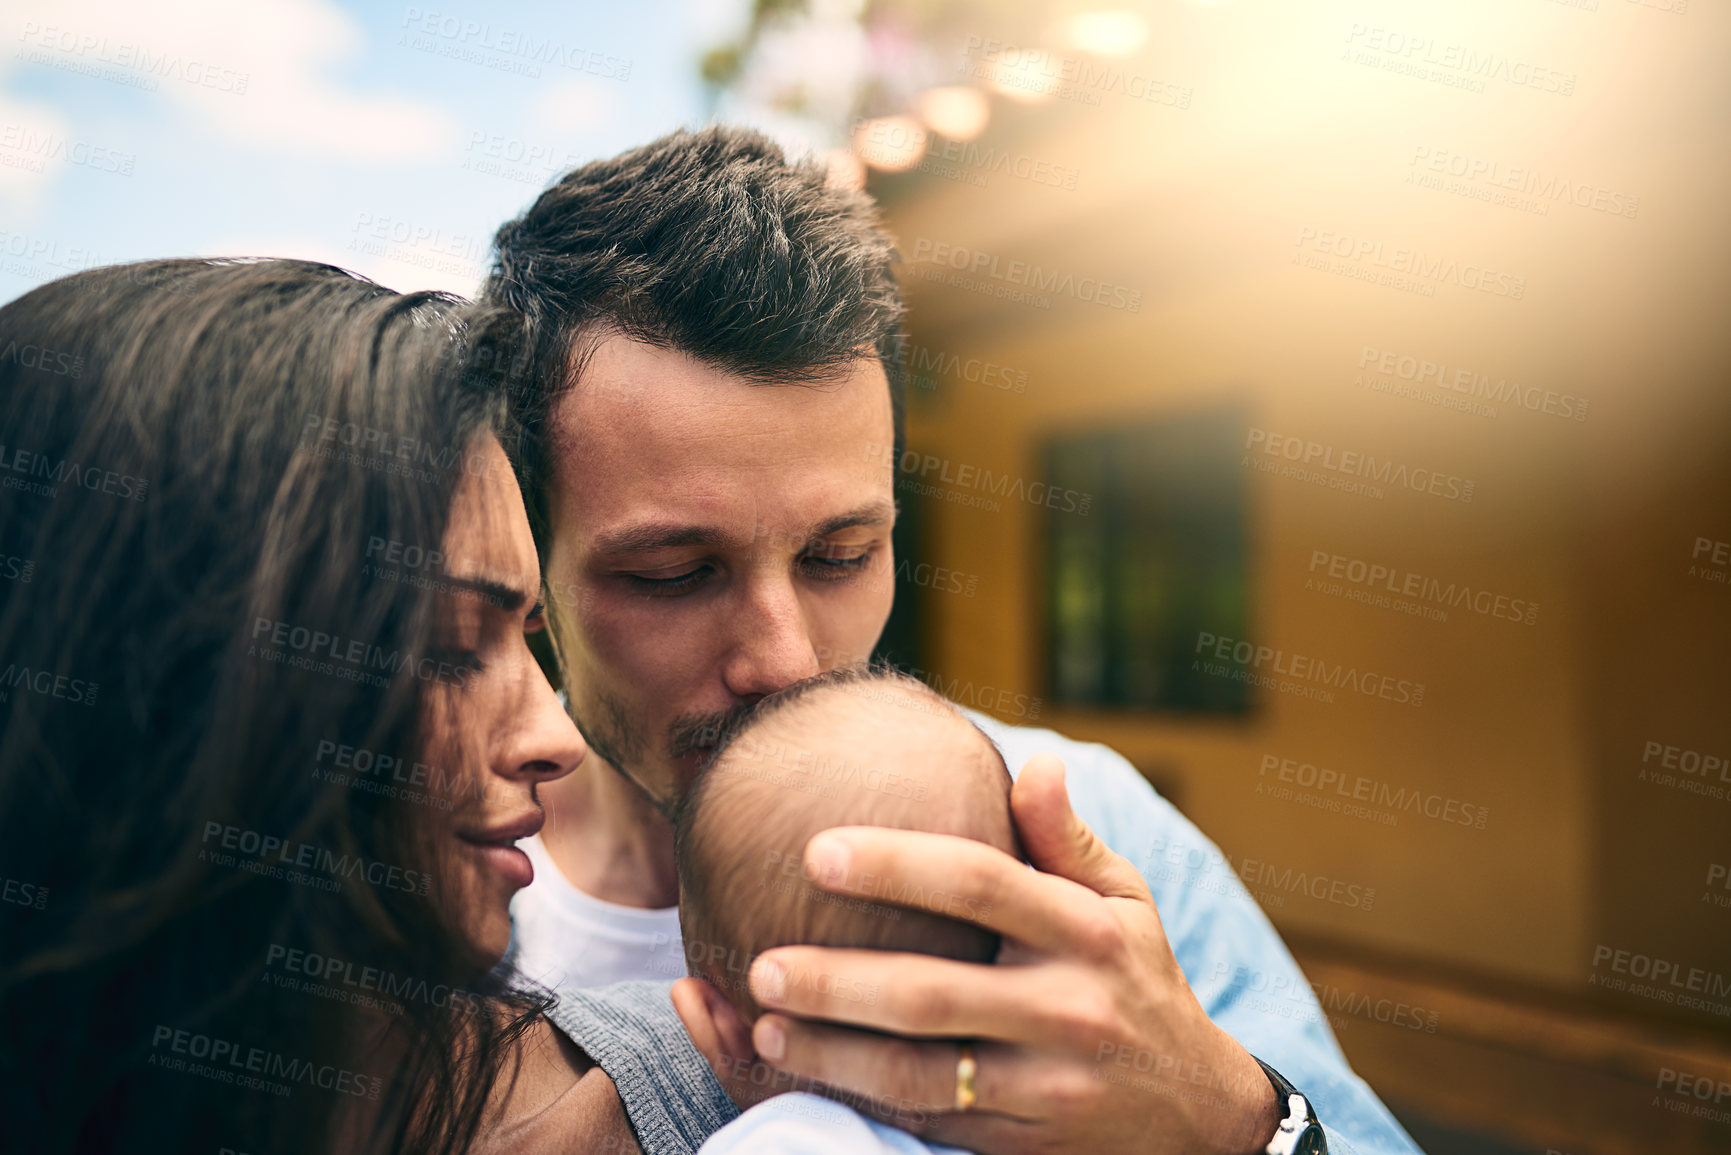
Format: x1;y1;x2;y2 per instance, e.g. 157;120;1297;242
1254;1058;1326;1155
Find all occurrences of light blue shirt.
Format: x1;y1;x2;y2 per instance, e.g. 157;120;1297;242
702;1091;971;1154
697;710;1424;1154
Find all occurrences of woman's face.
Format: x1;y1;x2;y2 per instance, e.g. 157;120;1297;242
421;434;586;966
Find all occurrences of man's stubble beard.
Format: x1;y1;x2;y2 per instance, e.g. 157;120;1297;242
566;681;667;816
566;680;761;822
544;604;669;815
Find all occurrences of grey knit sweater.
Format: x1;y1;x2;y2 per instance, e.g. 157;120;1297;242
542;980;741;1155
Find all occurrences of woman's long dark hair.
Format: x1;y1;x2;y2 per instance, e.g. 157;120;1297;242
0;259;540;1153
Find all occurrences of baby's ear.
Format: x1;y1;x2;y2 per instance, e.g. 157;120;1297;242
671;976;775;1109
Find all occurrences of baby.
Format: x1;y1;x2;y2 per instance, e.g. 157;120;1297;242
674;665;1022;1151
675;664;1022;1029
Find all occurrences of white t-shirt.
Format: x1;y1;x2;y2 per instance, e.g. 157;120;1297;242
504;833;686;991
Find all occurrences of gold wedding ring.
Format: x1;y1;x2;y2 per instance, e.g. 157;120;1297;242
954;1041;978;1112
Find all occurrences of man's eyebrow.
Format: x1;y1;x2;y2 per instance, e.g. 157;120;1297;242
810;501;897;539
591;502;894;557
440;574;532;612
591;524;733;556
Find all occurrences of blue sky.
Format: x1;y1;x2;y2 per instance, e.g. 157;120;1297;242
0;0;751;302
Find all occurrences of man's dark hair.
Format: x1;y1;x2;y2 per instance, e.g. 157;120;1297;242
483;125;907;543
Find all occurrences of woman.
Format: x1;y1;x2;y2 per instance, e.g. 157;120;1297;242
0;258;600;1153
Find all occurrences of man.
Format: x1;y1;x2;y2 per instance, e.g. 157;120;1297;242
484;126;1420;1155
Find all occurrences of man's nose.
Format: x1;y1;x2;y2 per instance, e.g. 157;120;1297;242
720;574;821;700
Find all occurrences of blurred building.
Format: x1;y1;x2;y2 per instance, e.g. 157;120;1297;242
713;2;1731;1152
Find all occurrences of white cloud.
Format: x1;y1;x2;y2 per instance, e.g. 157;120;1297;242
0;102;72;215
0;49;74;215
201;229;485;298
12;0;456;161
532;73;626;138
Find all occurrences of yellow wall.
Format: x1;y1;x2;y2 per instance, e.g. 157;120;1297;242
872;0;1731;1013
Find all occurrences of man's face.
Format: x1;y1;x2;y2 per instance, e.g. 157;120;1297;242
543;334;897;810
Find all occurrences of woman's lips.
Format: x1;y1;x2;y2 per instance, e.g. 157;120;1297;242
459;808;543;889
466;839;534;889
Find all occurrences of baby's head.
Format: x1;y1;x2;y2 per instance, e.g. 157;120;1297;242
674;667;1020;1022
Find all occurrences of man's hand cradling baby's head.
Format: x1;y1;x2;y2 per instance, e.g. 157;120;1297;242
671;665;1022;1030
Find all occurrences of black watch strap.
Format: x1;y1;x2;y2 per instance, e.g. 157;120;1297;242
1253;1058;1327;1155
